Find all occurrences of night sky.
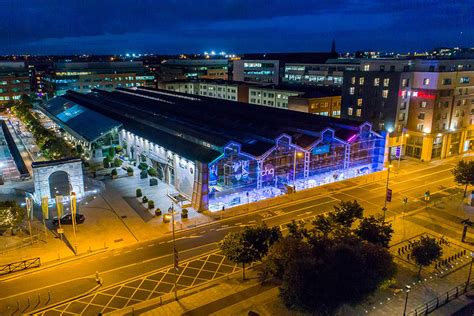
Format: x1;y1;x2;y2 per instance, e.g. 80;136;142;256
0;0;472;55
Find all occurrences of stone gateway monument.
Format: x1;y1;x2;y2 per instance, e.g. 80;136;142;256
32;158;84;202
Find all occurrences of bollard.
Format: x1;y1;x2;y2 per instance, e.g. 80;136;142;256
17;300;20;309
58;253;60;261
398;248;401;255
89;246;92;252
48;291;51;302
27;297;30;307
407;254;410;260
38;294;40;304
160;296;162;305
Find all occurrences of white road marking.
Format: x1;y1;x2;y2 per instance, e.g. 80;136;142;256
137;247;143;250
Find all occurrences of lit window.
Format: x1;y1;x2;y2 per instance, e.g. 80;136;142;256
359;77;365;85
383;78;390;87
363;65;370;71
374;78;380;86
382;90;388;98
398;113;405;121
401;90;407;98
418;113;425;120
416;124;424;131
423;78;430;85
349;87;355;95
356;109;362;117
420;101;427;108
357;98;363;106
351;77;355;84
348;107;353;115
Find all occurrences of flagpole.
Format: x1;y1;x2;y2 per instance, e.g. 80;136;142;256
26;197;33;244
70;193;78;255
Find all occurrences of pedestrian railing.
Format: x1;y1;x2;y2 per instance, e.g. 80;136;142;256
407;282;473;315
0;257;41;275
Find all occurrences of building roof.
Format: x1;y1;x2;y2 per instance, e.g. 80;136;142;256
60;87;370;163
40;96;122;143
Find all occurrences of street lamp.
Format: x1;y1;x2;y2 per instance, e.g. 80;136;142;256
403;285;411;316
465;252;474;291
398;131;409;169
383;164;393;222
293;150;304;191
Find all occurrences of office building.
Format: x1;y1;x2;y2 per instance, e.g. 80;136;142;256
159;79;249;102
156;58;229;82
43;61;155;96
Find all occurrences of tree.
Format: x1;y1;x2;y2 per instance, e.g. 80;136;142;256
452;160;474;197
286;220;308;240
355;215;394;248
220;224;281;280
0;201;26;231
330;200;364;226
274;234;396;313
411;236;442;278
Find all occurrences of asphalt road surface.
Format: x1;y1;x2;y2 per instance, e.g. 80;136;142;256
0;158;468;315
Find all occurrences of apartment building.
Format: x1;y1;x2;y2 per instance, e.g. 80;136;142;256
43;61;155;96
341;59;474;161
0;62;31;105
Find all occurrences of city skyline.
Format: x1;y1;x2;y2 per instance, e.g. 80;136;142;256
0;0;472;55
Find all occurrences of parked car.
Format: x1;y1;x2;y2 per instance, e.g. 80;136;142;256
52;213;85;226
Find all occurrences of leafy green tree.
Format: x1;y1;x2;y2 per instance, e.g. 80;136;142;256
330;200;364;226
220;224;281;280
452;160;474;197
286;220;308;240
0;201;26;231
411;236;442;278
355;215;394;248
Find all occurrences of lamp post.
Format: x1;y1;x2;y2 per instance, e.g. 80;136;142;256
293;150;303;191
398;130;409;169
465;252;474;291
403;285;411;316
383;164;393;222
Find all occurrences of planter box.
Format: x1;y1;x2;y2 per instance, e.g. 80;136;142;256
140;170;148;179
150;178;158;186
112;175;118;179
127;172;134;176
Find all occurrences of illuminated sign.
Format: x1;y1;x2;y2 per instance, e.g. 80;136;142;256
244;63;262;68
312;144;330;155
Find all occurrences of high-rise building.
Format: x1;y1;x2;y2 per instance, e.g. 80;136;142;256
341;58;474;161
155;58;229;82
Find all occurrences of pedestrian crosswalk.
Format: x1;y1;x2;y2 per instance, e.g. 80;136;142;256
405;207;473;243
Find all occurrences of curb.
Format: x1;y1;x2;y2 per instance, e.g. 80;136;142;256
0;247;108;282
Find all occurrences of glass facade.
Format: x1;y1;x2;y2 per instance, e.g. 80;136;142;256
208;125;385;211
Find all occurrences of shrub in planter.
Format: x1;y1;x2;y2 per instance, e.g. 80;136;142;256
181;209;188;219
103;157;111;168
127;167;134;176
148;168;158;177
148;200;155;209
155;208;162;216
84;161;90;168
136;188;142;197
149;178;158;186
113;157;122;167
111;168;118;178
115;145;123;153
140;170;148;179
142;196;148;203
138;162;148;170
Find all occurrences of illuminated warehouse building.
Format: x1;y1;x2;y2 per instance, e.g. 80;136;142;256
42;87;386;211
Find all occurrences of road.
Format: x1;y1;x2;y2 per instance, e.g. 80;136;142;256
0;157;470;314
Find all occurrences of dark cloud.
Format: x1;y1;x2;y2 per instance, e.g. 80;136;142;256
0;0;472;54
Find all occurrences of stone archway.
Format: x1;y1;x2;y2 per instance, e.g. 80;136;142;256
49;170;70;197
32;158;84;201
